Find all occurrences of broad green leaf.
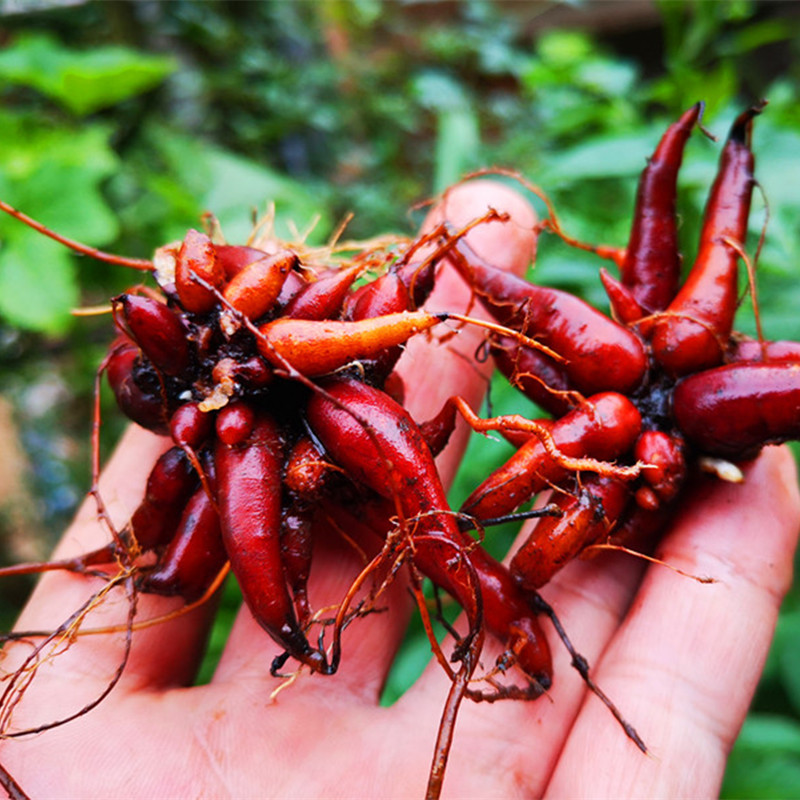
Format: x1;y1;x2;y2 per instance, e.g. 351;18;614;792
575;58;637;96
0;234;78;334
9;163;121;247
412;70;469;112
751;126;800;209
775;610;800;715
0;112;121;331
201;149;331;244
0;113;118;188
539;128;660;182
0;33;175;116
110;125;334;253
434;107;480;193
143;126;214;204
723;18;797;55
113;125;214;244
723;714;800;799
537;30;593;68
736;714;800;752
411;70;480;191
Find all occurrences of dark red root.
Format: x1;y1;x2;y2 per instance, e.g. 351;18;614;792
619;101;704;314
728;338;800;364
673;362;800;459
651;103;763;376
284;263;362;320
305;377;553;684
490;335;576;417
599;268;645;327
214;406;329;673
142;483;226;602
449;240;648;396
633;431;686;507
115;294;192;378
510;475;631;590
104;343;171;435
418;401;458;458
460;392;642;521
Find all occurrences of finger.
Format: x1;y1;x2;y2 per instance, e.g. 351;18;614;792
544;445;800;797
401;449;800;798
401;178;539;485
3;427;218;734
212;180;539;700
401;492;648;798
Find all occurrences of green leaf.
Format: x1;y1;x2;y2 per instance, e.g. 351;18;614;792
722;18;797;55
751;125;800;209
575;57;637;96
0;123;122;244
112;126;334;249
412;70;469;112
775;610;800;715
0;33;176;116
0;234;78;334
537;30;593;68
201;148;332;245
434;106;480;193
0;112;121;331
723;714;800;799
0;112;118;189
539;128;659;182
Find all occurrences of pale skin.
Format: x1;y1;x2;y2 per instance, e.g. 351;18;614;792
0;182;798;799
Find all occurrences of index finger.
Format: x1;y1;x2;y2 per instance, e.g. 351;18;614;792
211;179;539;695
545;445;800;798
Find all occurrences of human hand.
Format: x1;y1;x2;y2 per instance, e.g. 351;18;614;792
0;182;798;799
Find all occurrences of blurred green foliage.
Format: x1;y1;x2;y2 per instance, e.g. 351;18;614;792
0;31;175;114
1;1;799;795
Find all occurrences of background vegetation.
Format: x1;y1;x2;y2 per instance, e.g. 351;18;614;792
1;1;799;795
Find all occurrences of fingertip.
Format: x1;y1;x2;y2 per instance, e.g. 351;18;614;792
423;177;539;277
753;444;800;524
665;444;800;599
393;180;539;489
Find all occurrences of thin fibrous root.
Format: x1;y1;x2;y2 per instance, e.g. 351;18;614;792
531;593;647;754
451;396;643;482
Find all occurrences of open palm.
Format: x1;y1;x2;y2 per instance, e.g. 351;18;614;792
1;182;797;799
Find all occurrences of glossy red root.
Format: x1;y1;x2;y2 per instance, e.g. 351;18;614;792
175;229;225;313
214;406;328;672
619;101;704;315
460;392;642;522
222;250;296;319
115;295;191;378
490;334;575;416
633;431;686;507
104;340;171;434
450;240;648;396
673;362;800;459
510;474;631;591
306;377;552;684
651;103;763;376
143;482;226;601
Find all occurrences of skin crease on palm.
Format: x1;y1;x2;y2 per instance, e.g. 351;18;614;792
0;181;798;799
